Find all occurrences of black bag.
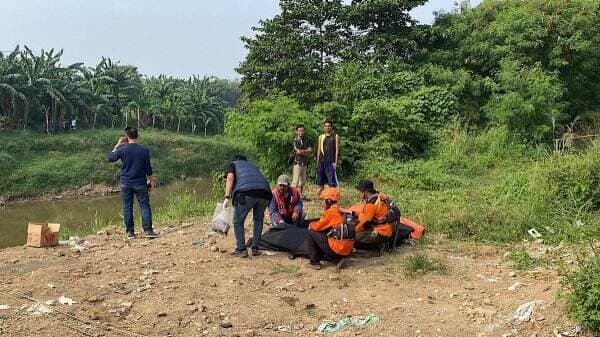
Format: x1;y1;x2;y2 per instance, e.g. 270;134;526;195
328;212;358;240
381;197;401;224
287;154;295;166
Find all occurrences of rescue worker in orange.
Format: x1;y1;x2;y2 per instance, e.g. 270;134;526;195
306;187;353;270
353;180;393;251
268;174;305;227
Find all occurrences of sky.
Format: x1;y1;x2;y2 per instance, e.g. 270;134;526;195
0;0;482;79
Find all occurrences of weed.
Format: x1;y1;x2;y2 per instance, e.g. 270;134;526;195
509;249;538;270
268;263;303;277
403;252;448;278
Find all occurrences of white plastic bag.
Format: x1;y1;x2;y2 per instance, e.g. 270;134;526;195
212;203;232;235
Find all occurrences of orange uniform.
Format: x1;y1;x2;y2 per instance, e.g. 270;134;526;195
309;204;354;256
355;194;393;237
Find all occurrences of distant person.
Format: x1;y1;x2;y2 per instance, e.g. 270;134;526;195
292;124;312;198
306;187;353;270
223;155;272;258
108;127;157;239
269;174;305;227
71;119;77;130
316;120;339;195
353;180;393;251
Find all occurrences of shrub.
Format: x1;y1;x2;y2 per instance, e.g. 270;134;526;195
565;253;600;333
403;253;448;278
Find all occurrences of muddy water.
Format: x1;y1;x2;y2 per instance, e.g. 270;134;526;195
0;179;212;249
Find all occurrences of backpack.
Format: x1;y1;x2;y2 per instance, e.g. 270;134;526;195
379;196;402;224
328;212;358;240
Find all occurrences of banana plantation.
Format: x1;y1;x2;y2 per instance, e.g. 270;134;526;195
0;46;239;135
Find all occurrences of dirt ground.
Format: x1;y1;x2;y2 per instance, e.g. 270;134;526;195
0;215;590;337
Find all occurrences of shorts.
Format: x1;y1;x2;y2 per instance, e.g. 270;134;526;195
316;161;338;187
292;164;307;187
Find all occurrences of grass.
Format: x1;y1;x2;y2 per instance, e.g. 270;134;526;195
358;127;600;245
268;263;303;277
402;252;448;278
509;249;542;270
0;129;241;199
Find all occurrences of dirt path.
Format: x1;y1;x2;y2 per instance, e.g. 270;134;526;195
0;216;589;337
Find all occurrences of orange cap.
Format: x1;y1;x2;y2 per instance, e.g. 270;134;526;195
319;187;340;202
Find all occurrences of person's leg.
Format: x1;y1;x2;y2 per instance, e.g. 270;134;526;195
134;185;153;233
325;162;338;188
121;185;135;233
232;198;252;252
250;197;269;252
298;165;307;196
316;161;326;194
292;164;300;188
307;230;325;265
355;230;389;250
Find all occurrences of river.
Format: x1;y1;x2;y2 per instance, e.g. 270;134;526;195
0;179;212;249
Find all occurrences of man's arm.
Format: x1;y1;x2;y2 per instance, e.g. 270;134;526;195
146;151;156;188
355;203;376;232
269;198;283;224
107;138;126;162
294;196;303;215
224;172;235;198
334;135;340;166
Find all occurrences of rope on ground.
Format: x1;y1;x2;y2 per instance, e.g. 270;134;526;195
0;286;148;337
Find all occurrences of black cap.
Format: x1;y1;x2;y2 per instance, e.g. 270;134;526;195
355;179;375;193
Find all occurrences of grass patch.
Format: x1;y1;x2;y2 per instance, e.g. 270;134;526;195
509;249;539;270
268;263;303;277
402;252;448;278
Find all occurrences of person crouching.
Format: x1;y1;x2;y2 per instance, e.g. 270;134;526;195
306;187;353;270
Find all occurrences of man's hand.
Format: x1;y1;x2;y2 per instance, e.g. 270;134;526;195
148;176;157;189
332;162;337;169
112;137;127;152
222;198;230;209
292;212;299;221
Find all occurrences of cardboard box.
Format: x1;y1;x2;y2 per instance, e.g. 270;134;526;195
27;223;60;248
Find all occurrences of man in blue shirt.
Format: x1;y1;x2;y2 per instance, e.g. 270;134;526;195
108;127;157;239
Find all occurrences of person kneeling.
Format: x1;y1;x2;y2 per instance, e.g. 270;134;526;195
354;180;393;252
269;175;305;227
306;188;354;270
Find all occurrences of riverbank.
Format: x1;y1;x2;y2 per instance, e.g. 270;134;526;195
0;129;241;200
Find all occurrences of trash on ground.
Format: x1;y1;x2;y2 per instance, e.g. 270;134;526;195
0;305;9;310
262;250;277;256
27;223;60;247
317;314;379;333
277;325;291;332
192;240;205;247
512;300;544;324
212;203;232;235
554;325;583;337
27;303;53;315
58;296;77;305
527;228;542;239
508;282;526;292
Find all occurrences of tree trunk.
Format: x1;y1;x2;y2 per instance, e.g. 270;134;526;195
45;108;50;135
137;107;140;128
152;115;156;129
93;110;97;129
177;118;181;133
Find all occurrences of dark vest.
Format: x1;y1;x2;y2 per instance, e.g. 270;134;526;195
231;160;270;198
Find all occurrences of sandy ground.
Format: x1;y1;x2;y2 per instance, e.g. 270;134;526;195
0;213;590;337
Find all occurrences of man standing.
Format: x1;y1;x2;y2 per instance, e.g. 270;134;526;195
108;127;157;239
224;155;272;257
316;120;340;195
292;124;312;198
269;174;305;227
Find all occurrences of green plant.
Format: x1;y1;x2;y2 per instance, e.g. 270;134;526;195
403;253;448;278
564;251;600;333
509;249;538;270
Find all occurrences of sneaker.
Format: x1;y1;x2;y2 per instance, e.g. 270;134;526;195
144;230;158;239
251;248;261;257
231;249;248;258
126;230;135;239
336;258;347;271
308;262;321;270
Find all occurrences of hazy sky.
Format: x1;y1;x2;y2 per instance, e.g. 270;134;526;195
0;0;482;79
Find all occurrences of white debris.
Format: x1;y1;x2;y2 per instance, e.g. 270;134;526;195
555;325;583;337
0;305;9;310
513;300;544;324
508;282;526;292
58;296;77;305
27;303;53;315
527;228;542;239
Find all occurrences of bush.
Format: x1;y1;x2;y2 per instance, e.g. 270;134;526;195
224;96;321;178
565;253;600;333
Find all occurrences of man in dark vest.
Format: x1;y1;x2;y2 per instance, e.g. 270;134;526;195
269;174;305;227
223;155;272;257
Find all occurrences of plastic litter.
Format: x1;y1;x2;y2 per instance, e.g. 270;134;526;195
58;296;77;306
0;305;9;310
512;300;544;324
27;303;53;315
527;228;542;239
317;314;379;333
508;282;526;292
212;203;232;235
555;325;583;337
192;240;205;247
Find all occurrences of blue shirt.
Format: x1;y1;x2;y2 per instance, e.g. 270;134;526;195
107;143;153;187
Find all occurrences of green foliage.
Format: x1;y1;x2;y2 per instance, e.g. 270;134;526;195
0;130;240;199
565;252;600;333
509;249;539;270
225;96;321;178
403;253;448;278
